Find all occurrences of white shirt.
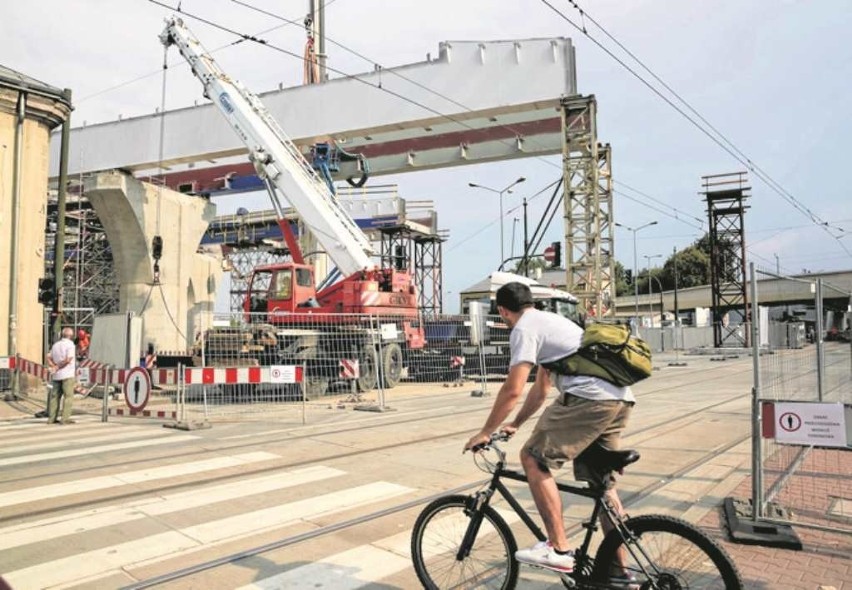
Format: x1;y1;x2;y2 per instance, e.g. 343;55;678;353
508;308;635;402
50;337;76;381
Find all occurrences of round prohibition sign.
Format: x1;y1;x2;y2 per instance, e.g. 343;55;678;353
778;411;802;432
123;366;152;412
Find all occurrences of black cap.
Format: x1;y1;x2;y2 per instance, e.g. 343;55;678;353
495;282;534;312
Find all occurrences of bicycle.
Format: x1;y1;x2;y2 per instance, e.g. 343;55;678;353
411;432;743;589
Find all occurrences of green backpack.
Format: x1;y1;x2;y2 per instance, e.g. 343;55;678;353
542;322;652;387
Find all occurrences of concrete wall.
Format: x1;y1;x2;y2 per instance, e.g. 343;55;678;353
0;88;69;366
639;326;715;353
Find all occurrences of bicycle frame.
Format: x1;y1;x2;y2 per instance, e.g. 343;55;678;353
460;448;662;586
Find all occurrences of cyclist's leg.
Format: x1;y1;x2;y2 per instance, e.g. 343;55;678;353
519;450;568;551
574;401;634;576
520;396;627;551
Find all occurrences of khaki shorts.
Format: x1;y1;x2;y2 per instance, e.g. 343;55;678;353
522;393;633;476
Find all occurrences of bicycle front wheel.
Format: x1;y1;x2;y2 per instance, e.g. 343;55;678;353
592;514;743;589
411;494;519;590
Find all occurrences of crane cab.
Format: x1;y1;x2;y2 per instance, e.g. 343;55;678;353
244;263;319;319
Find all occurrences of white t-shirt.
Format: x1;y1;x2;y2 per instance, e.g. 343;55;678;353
508;308;635;402
50;337;76;381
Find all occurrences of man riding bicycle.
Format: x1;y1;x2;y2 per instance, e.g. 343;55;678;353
464;282;635;575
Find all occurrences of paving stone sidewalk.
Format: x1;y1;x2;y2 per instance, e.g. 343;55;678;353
701;448;851;589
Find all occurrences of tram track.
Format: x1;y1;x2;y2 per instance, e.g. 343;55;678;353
119;429;752;589
4;355;753;487
0;370;742;523
0;382;751;527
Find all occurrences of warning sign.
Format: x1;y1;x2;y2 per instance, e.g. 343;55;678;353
774;402;848;448
76;367;91;386
270;365;298;384
123;367;151;412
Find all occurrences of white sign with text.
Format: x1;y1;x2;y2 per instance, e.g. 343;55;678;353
775;402;847;448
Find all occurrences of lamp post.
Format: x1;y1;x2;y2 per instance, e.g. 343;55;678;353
643;254;662;326
510;217;519;260
469;177;526;267
615;221;658;323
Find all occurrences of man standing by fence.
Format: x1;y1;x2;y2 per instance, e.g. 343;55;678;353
46;327;76;424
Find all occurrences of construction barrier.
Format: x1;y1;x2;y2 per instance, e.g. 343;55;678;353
728;263;852;548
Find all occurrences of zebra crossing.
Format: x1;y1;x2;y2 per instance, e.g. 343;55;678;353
0;418;423;590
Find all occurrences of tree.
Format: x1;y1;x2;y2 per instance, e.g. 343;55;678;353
613;260;631;297
659;246;711;290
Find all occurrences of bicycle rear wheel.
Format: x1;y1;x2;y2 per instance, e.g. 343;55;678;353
592;514;743;589
411;494;519;590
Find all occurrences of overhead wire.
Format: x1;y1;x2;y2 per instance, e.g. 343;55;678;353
546;0;850;257
160;1;710;250
74;1;702;246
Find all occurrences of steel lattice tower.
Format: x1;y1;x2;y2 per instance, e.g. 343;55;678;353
702;172;750;348
561;95;614;318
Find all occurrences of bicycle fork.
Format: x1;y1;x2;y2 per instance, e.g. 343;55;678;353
457;476;547;561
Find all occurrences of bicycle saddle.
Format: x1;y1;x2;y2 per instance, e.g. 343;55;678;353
576;444;640;473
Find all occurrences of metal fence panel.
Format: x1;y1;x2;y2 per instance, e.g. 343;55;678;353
174;310;512;421
752;265;851;539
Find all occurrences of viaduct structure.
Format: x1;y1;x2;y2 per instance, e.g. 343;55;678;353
46;37;615;350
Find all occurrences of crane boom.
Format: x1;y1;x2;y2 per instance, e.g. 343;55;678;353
160;17;374;276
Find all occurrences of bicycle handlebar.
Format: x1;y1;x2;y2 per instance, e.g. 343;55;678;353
469;430;512;454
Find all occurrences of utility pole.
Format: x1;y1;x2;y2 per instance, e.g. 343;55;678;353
673;246;679;326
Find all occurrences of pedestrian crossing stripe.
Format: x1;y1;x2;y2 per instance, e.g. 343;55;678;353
3;481;413;589
0;433;199;468
236;507;520;590
0;425;170;456
0;466;346;552
0;451;279;508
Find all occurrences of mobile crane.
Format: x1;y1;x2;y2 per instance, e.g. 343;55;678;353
161;17;423;393
160;18;580;393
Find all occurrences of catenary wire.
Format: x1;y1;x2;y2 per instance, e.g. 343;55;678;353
546;0;850;256
147;1;711;248
73;1;703;242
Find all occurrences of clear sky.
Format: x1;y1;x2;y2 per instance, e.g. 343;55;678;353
4;0;851;312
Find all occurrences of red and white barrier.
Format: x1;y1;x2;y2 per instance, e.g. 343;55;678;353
183;365;303;385
109;407;178;419
0;357;17;370
17;358;51;381
339;359;360;379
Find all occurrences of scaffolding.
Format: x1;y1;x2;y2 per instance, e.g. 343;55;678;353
378;226;444;315
702;171;750;347
561;95;614;318
45;192;119;330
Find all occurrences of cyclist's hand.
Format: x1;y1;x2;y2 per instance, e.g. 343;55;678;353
464;431;490;454
499;423;518;439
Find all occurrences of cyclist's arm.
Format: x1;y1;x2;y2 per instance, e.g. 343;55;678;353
465;361;533;450
508;365;551;430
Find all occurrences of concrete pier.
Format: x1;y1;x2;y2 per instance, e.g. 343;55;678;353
85;172;221;352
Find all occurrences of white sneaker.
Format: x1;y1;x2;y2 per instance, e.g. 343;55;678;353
514;540;574;573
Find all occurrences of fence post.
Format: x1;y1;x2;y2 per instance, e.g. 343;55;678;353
178;362;185;424
815;278;825;401
374;316;386;410
101;366;111;422
749;262;764;521
11;353;21;400
301;361;307;425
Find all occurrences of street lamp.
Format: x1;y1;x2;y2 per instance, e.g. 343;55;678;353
469;177;526;266
643;254;662;325
615;221;658;322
